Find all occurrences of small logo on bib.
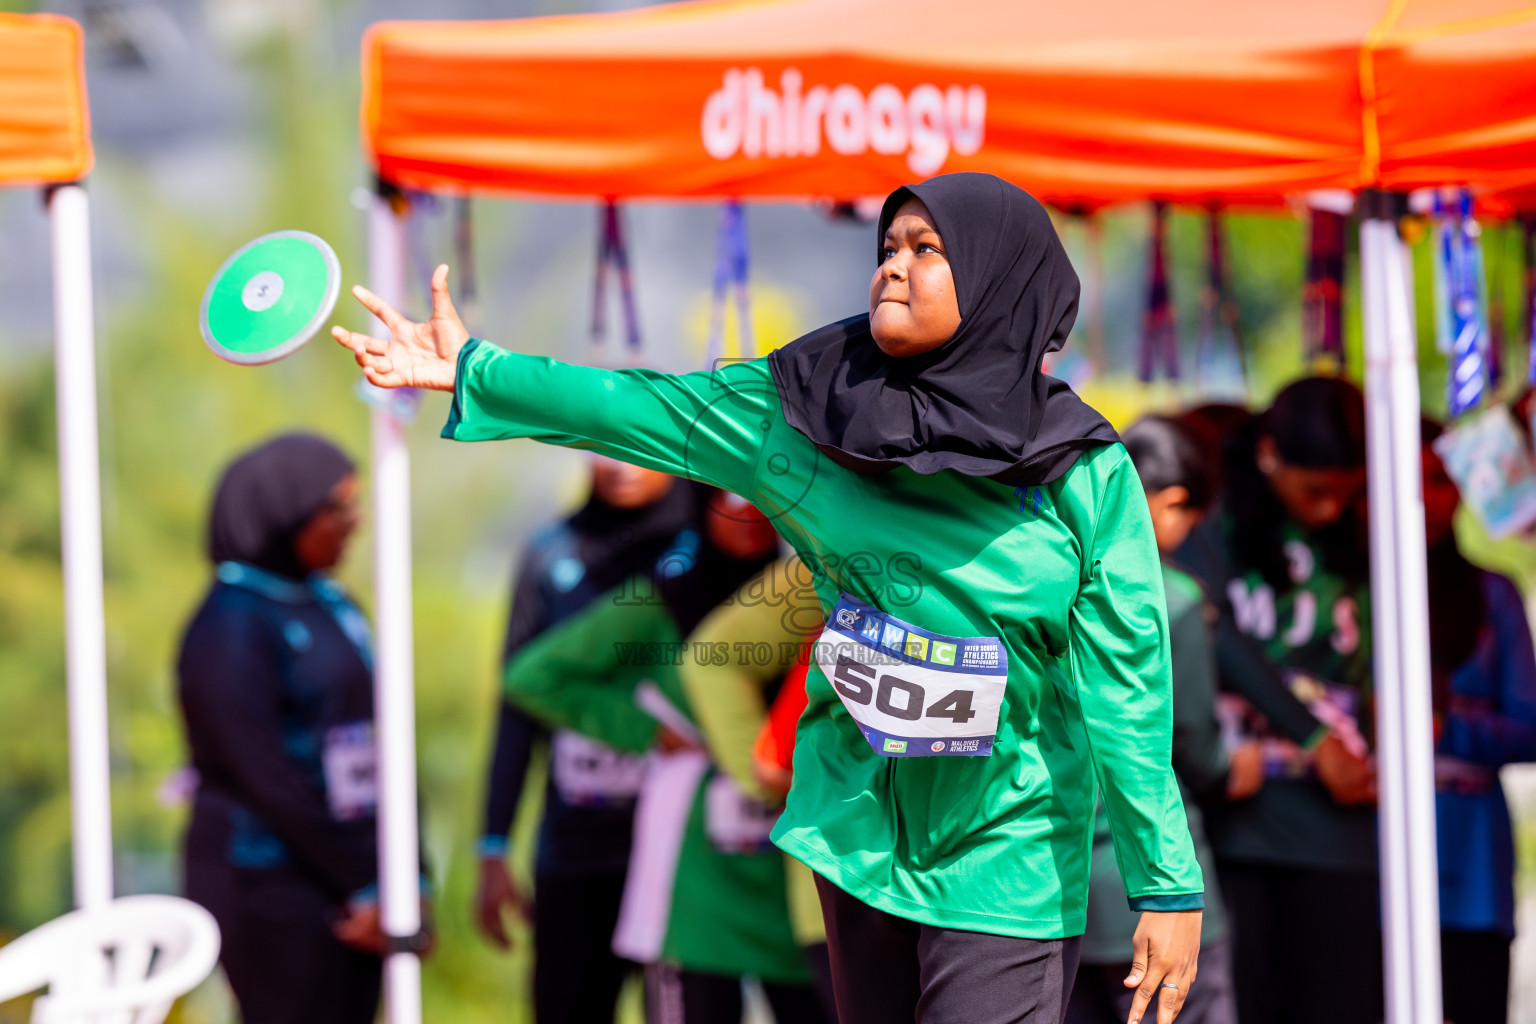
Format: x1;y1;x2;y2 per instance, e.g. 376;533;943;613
883;738;908;754
930;740;946;753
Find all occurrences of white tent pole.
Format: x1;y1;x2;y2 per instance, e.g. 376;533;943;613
367;191;424;1024
48;182;113;912
1358;195;1442;1024
1360;225;1407;1022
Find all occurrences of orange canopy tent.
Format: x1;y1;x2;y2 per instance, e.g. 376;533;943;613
364;0;1536;205
0;13;92;185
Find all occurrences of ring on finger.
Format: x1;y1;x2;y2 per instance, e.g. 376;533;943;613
1160;983;1180;991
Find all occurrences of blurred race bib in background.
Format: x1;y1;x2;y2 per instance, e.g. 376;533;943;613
1434;406;1536;538
551;729;647;807
322;721;378;820
703;774;780;853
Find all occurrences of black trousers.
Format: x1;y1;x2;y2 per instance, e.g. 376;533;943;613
1441;929;1511;1024
532;868;638;1024
1064;940;1238;1024
1219;862;1384;1024
645;964;830;1024
184;857;381;1024
802;941;839;1022
815;874;1081;1024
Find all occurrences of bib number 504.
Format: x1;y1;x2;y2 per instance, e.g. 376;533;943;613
832;654;976;724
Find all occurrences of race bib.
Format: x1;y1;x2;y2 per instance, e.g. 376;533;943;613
703;774;780;853
322;721;378;820
551;729;648;807
814;595;1007;757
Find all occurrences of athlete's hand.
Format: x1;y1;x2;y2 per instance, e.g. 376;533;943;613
1225;741;1264;801
753;760;793;803
1314;732;1378;806
333;899;386;955
656;725;701;753
332;263;468;392
1125;910;1201;1024
474;855;531;949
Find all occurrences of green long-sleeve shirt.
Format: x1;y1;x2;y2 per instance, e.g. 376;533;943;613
445;340;1203;939
1080;564;1231;962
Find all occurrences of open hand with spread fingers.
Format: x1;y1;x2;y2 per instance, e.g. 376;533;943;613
331;263;468;392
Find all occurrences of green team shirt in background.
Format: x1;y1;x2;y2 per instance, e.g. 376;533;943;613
503;589;810;982
445;341;1204;939
1183;514;1377;872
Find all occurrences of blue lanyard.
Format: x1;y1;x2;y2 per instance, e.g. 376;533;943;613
1304;207;1346;366
1196;205;1247;392
705;200;753;369
591;200;643;356
1439;190;1487;416
1138;200;1179;382
217;562;374;671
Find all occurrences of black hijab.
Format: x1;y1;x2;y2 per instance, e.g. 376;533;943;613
768;173;1117;486
208;434;356;579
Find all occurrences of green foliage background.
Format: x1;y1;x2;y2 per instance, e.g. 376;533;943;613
1;6;1534;1022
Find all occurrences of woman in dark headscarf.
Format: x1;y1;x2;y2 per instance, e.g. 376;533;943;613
178;434;386;1024
336;173;1203;1024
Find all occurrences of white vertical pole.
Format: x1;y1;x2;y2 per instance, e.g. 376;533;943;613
1359;199;1442;1024
367;193;423;1024
48;183;113;912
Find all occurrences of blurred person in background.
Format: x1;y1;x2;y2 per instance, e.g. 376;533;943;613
1176;402;1254;494
474;455;694;1023
177;434;398;1024
1067;416;1263;1024
1178;378;1381;1024
505;491;828;1024
1422;421;1536;1024
678;555;835;1019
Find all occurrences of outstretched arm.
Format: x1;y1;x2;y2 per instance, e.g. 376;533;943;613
334;264;772;497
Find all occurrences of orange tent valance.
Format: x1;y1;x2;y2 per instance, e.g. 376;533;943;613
363;0;1536;206
0;13;91;187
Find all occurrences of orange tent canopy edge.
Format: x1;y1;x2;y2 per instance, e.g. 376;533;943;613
360;0;1536;209
0;13;93;188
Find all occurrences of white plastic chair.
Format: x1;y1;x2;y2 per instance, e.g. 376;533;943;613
0;895;221;1024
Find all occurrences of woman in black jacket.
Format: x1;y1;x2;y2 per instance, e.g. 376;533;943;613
178;434;384;1024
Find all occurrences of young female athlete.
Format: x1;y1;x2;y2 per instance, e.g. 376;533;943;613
335;172;1204;1024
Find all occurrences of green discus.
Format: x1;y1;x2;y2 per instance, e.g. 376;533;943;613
199;230;341;365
